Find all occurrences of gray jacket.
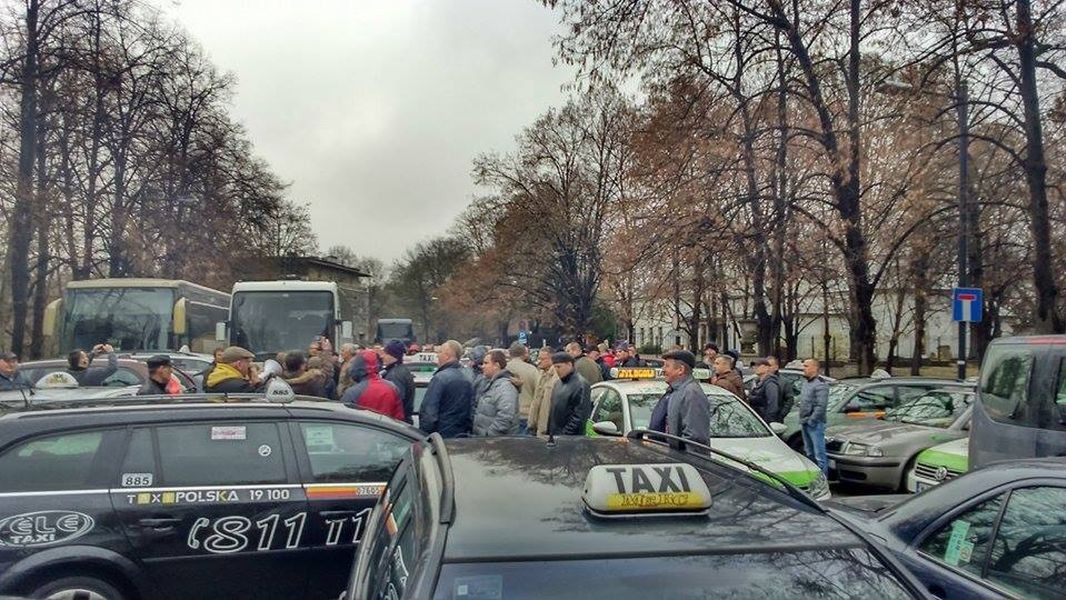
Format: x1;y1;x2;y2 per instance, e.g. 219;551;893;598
0;370;31;392
472;370;520;436
666;376;711;446
798;376;829;425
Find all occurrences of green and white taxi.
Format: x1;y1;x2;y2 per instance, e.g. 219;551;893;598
905;436;969;493
588;368;830;500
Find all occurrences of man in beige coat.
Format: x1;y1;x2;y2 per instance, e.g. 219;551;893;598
527;348;559;436
507;342;541;434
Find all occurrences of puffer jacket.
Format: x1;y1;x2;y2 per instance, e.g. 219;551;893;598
341;351;404;420
472;370;520;436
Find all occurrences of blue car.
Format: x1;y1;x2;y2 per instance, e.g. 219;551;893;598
827;458;1066;599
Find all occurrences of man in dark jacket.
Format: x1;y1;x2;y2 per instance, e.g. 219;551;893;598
548;352;592;435
648;349;711;447
138;355;173;396
341;350;404;420
747;357;781;423
204;346;266;393
420;340;474;437
381;340;416;423
67;343;118;386
0;351;31;391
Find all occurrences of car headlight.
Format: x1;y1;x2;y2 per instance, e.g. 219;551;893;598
867;445;884;457
808;471;831;500
844;442;869;456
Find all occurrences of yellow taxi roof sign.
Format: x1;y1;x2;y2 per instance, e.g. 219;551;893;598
583;463;712;518
610;367;659;380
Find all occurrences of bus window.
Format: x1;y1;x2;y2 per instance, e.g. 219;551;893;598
980;347;1035;427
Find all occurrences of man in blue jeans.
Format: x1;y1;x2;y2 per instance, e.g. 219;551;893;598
798;358;829;475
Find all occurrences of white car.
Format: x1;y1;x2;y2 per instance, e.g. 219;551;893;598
589;377;830;500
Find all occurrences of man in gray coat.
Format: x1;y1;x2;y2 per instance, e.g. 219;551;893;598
798;358;830;475
648;350;711;448
472;349;520;436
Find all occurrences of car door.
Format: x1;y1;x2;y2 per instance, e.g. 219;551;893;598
908;484;1066;599
289;420;412;600
0;428;128;578
111;420;310;600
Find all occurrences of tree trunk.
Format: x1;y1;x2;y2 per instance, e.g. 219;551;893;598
29;83;50;359
1015;0;1062;333
910;252;930;376
6;0;40;356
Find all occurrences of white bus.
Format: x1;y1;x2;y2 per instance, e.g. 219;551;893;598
43;278;230;354
220;280;355;360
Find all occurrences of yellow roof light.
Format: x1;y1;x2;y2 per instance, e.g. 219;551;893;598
610;367;659;380
582;463;712;518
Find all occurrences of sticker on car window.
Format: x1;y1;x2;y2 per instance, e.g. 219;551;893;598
944;519;971;566
303;425;334;447
453;575;503;599
258;444;272;457
210;426;246;441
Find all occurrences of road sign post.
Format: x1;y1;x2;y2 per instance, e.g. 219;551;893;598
951;287;983;381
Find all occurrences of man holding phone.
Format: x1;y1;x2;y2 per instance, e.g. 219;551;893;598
66;342;118;387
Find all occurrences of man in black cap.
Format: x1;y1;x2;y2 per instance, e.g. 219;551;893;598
747;357;781;423
649;349;710;447
138;355;174;396
381;340;415;423
548;352;592;435
0;351;31;392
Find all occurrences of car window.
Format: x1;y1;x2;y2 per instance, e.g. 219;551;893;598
431;549;913;599
102;367;143;387
156;422;287;486
919;494;1005;579
591;388;624;431
627;392;769;437
980;347;1035;426
0;430;110;491
298;422;409;483
884;391;967;427
1053;358;1066;431
365;476;419;600
896;386;934;403
987;486;1066;598
850;386;894;412
413;385;427;413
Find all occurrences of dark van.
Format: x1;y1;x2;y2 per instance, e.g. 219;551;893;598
970;335;1066;468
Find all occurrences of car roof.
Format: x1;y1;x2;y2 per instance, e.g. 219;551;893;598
0;395;423;443
598;379;736;398
834;377;965;387
437;436;864;562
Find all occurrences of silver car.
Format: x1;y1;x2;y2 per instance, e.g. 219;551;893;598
825;388;974;491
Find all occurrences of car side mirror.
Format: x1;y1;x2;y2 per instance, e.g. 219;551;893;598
214;322;227;342
592;421;621;436
769;422;787;436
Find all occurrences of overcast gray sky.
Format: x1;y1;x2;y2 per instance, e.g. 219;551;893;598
159;0;571;263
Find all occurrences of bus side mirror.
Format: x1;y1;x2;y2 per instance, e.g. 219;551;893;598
43;298;62;337
215;322;227;342
341;321;353;340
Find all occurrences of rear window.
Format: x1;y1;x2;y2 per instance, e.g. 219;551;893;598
980;346;1035;427
432;549;913;599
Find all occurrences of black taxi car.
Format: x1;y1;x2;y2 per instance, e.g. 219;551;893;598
0;390;423;600
344;431;932;599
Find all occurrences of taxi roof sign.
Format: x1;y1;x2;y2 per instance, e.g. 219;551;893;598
582;463;712;519
611;367;658;380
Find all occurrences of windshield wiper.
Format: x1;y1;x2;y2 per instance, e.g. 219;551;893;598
626;429;823;512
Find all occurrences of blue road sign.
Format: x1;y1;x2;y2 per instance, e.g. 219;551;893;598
952;287;983;323
518;331;528;345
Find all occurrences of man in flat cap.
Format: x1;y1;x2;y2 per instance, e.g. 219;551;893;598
138;355;174;396
204;346;265;393
0;350;31;392
649;349;711;447
548;352;592;435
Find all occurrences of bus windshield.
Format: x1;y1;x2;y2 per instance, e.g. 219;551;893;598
61;288;176;352
377;320;414;343
231;291;334;355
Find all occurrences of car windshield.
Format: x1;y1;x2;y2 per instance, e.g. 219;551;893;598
231;291;333;355
61;288;175;352
827;383;859;408
883;391;970;427
628;392;770;438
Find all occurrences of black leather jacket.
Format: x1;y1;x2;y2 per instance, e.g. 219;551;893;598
548;371;592;435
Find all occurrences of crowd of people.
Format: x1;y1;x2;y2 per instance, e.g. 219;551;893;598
0;335;831;476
